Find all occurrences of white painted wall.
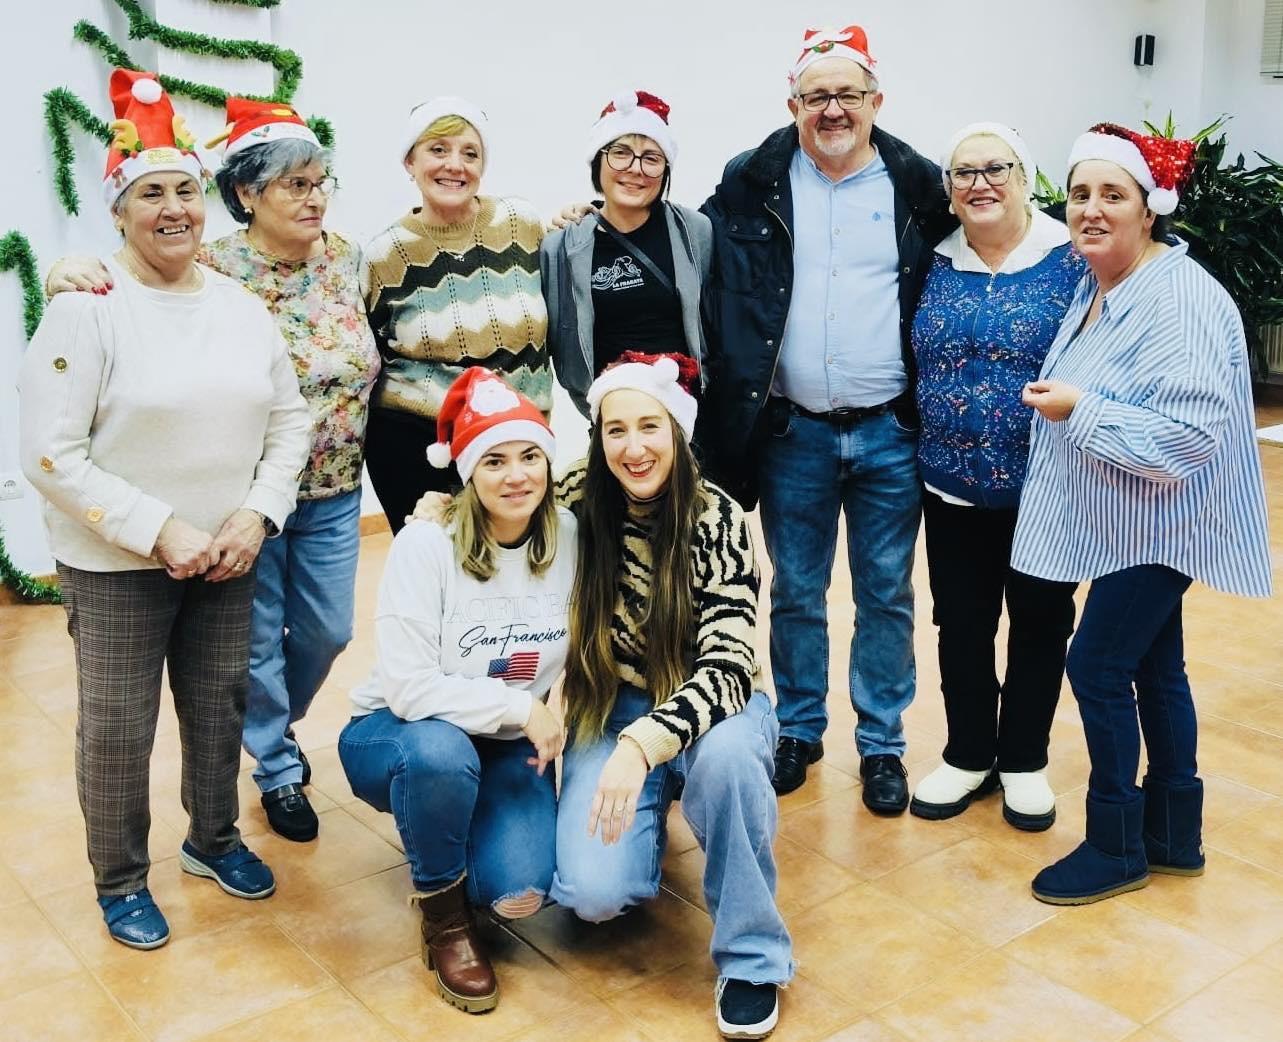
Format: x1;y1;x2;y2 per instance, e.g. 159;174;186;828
2;0;1278;572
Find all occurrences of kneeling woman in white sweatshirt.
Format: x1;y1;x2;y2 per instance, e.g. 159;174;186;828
340;368;575;1015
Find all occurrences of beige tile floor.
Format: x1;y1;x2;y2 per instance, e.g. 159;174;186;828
1;406;1281;1042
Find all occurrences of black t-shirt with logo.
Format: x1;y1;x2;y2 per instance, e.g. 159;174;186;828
591;208;686;376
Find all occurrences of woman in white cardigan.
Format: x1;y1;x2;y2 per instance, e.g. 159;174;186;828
17;69;310;951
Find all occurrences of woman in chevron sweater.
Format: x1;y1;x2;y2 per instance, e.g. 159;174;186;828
551;353;792;1041
363;96;551;532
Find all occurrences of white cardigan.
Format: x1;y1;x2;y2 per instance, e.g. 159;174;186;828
18;259;311;572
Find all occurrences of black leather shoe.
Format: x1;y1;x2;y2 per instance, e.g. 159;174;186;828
261;783;318;842
285;728;311;787
773;737;823;795
860;754;909;815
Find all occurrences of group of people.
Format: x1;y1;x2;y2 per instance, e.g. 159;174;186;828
18;18;1272;1040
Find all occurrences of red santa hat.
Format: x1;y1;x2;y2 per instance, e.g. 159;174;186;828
585;352;699;442
102;69;207;208
788;25;878;90
206;97;321;159
585;91;678;165
1067;123;1196;216
426;368;555;484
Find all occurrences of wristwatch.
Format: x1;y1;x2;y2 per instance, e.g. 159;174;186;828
250;509;278;537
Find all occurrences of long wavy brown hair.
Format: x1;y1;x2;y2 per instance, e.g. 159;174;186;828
562;416;708;742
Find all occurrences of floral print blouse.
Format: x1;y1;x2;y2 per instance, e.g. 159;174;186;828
200;230;381;500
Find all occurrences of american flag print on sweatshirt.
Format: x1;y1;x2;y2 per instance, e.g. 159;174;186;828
488;652;540;682
1011;240;1271;598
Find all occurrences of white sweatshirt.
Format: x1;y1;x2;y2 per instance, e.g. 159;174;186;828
349;510;577;737
18;258;310;571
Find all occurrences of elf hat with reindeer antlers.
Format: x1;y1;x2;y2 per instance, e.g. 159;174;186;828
102;68;207;209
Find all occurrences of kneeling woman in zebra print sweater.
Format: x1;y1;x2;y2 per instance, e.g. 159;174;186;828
550;352;794;1040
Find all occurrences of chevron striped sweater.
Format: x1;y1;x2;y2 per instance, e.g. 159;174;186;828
362;196;551;419
557;462;761;767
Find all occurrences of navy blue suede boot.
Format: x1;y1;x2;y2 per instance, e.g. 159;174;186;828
1032;795;1149;905
1142;778;1205;876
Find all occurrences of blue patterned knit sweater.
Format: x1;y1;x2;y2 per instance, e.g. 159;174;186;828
912;242;1085;508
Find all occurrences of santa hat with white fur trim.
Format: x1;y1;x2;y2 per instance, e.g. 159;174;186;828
585;91;678;165
1067;122;1196;216
102;69;207;208
206;97;321;159
426;368;555;484
586;352;699;442
788;25;877;89
399;95;490;163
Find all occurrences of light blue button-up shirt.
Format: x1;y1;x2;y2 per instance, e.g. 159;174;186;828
1011;240;1272;598
773;147;905;411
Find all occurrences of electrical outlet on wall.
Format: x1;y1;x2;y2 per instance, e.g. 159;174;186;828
0;472;25;500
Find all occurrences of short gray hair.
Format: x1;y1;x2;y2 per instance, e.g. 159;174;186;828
214;138;330;224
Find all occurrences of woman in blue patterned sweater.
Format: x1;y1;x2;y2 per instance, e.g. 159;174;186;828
909;123;1085;831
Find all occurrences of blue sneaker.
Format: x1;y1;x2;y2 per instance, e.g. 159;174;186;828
98;889;170;949
180;841;276;899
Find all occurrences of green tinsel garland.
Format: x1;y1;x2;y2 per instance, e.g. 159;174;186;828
0;522;62;605
44;87;113;216
51;2;332;216
0;231;45;340
0;232;60;604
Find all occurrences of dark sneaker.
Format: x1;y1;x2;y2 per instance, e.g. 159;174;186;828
716;978;779;1039
261;783;319;842
180;841;276;899
98;888;170;950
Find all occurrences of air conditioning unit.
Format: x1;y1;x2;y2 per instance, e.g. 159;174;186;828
1264;0;1283;76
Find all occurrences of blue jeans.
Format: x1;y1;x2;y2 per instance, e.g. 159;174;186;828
551;686;793;985
338;709;557;905
244;490;360;791
1065;564;1196;804
758;406;920;755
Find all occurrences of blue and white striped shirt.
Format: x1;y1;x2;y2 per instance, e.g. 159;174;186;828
1011;240;1272;598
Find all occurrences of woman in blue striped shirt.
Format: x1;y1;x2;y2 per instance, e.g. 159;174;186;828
1012;124;1272;906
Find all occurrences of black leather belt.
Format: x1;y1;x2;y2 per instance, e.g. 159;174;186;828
788;400;893;423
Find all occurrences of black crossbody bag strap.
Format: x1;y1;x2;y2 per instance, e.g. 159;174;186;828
596;219;678;299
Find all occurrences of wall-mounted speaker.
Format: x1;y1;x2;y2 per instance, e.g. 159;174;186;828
1134;34;1155;67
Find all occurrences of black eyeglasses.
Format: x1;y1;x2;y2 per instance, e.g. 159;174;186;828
274;175;338;200
601;145;667;177
797;90;874;112
946;163;1017;191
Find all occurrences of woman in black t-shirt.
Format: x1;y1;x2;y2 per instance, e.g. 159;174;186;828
541;91;713;416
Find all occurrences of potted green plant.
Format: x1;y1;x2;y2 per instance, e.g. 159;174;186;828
1035;115;1283;383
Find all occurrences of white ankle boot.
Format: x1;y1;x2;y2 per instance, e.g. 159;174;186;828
999;769;1056;831
910;762;998;820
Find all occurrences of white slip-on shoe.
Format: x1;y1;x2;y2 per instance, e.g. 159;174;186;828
910;762;998;820
999;768;1057;831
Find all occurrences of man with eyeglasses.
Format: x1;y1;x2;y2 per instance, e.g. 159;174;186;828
699;24;954;814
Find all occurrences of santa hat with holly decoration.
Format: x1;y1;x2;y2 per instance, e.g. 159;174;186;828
102;68;207;208
205;97;321;160
585;352;700;442
1067;122;1197;216
788;25;878;90
426;368;555;484
585;91;678;165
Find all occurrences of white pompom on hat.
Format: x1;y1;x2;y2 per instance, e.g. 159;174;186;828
941;122;1037;201
585;91;678;165
426;368;555;485
585;351;699;442
399;95;490;164
1066;122;1196;216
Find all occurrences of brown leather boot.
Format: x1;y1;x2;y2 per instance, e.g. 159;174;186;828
409;875;498;1013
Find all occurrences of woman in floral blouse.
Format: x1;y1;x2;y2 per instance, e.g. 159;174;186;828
47;100;381;844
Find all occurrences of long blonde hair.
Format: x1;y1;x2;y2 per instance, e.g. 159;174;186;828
444;459;558;581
